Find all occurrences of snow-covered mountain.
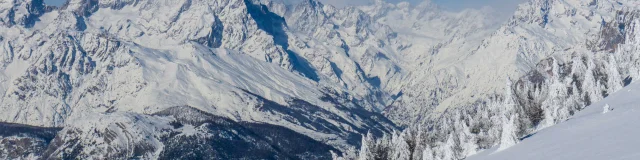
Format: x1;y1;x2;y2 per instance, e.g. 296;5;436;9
1;0;640;159
0;0;403;158
345;0;640;159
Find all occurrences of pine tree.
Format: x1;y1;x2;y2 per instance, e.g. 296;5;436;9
391;132;411;160
497;114;519;151
607;54;623;92
422;144;434;160
497;78;519;151
358;132;375;160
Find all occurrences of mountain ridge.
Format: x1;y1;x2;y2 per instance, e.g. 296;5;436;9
1;0;640;159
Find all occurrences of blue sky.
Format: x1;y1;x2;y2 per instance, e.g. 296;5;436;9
432;0;525;12
45;0;66;6
44;0;525;13
289;0;525;13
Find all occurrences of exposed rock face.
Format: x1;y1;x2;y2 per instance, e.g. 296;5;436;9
0;122;61;159
1;0;640;159
41;106;340;160
0;0;405;158
0;106;339;160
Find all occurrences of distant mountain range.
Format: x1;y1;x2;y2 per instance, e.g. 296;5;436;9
1;0;639;159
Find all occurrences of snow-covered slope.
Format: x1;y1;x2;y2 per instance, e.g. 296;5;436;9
342;0;640;159
386;0;640;125
0;0;400;155
468;81;640;160
2;0;640;159
0;0;503;128
1;0;499;150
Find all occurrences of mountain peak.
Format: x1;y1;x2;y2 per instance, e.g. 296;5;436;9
0;0;54;27
3;0;640;159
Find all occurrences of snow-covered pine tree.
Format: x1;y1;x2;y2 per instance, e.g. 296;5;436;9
607;54;624;92
390;132;411;160
497;114;519;151
497;78;519;151
422;144;434;160
358;132;375;160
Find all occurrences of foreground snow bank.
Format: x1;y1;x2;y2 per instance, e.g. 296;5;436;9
467;82;640;160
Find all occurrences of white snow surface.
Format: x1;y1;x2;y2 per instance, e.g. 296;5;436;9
468;82;640;160
3;0;640;157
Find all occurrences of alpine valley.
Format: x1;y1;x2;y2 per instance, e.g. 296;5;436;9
1;0;639;159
